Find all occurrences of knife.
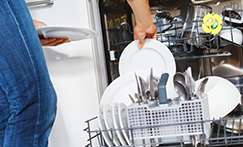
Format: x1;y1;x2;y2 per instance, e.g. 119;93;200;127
139;76;148;102
135;74;142;98
149;68;155;101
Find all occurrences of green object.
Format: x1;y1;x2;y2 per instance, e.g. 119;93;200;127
211;22;218;30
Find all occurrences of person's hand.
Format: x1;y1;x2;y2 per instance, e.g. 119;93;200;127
38;34;70;46
126;0;157;48
33;20;70;46
33;20;46;28
134;23;157;48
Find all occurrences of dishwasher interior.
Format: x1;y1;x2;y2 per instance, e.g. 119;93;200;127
99;0;243;82
85;0;243;146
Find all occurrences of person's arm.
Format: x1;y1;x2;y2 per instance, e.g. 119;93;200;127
127;0;156;48
127;0;153;28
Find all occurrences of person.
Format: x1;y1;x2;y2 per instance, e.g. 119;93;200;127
0;0;67;146
127;0;157;48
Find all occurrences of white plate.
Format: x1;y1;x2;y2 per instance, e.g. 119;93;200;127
119;39;176;79
195;76;241;120
119;39;177;98
112;104;128;145
98;108;114;147
220;26;243;45
100;71;145;107
37;26;96;41
103;105;121;146
118;103;132;145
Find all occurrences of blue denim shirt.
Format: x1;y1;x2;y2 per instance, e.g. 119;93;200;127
0;0;56;147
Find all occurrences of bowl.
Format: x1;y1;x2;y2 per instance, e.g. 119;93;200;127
220;27;243;45
196;76;241;120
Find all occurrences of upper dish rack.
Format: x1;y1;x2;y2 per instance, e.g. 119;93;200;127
108;4;243;61
152;4;243;60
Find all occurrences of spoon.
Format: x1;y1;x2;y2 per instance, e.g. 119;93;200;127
173;72;186;84
174;80;189;101
196;78;209;99
185;67;196;96
174;73;191;100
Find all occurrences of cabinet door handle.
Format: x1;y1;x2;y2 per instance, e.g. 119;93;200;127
27;0;54;8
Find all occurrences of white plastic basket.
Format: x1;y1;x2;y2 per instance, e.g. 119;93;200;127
127;98;210;143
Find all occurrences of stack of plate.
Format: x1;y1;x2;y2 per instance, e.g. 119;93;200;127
98;39;177;146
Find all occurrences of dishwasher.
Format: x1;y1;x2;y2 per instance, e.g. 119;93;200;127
85;0;243;146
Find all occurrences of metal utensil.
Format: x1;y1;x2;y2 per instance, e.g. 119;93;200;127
212;44;243;78
135;74;141;97
128;94;136;103
174;72;191;100
174;80;189;100
196;78;209;99
184;72;193;98
216;104;243;134
135;74;144;103
158;73;169;104
134;93;142;103
183;67;197;99
149;69;155;100
139;76;147;102
145;90;151;100
173;72;186;84
224;116;243;133
185;67;196;94
213;64;243;78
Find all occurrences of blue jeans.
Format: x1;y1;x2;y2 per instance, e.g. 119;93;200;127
0;0;57;147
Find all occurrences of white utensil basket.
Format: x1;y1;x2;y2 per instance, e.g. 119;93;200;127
127;98;210;142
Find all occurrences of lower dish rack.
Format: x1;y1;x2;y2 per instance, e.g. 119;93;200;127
84;99;243;147
84;117;243;147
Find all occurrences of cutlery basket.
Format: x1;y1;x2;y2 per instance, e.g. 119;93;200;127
127;98;210;144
